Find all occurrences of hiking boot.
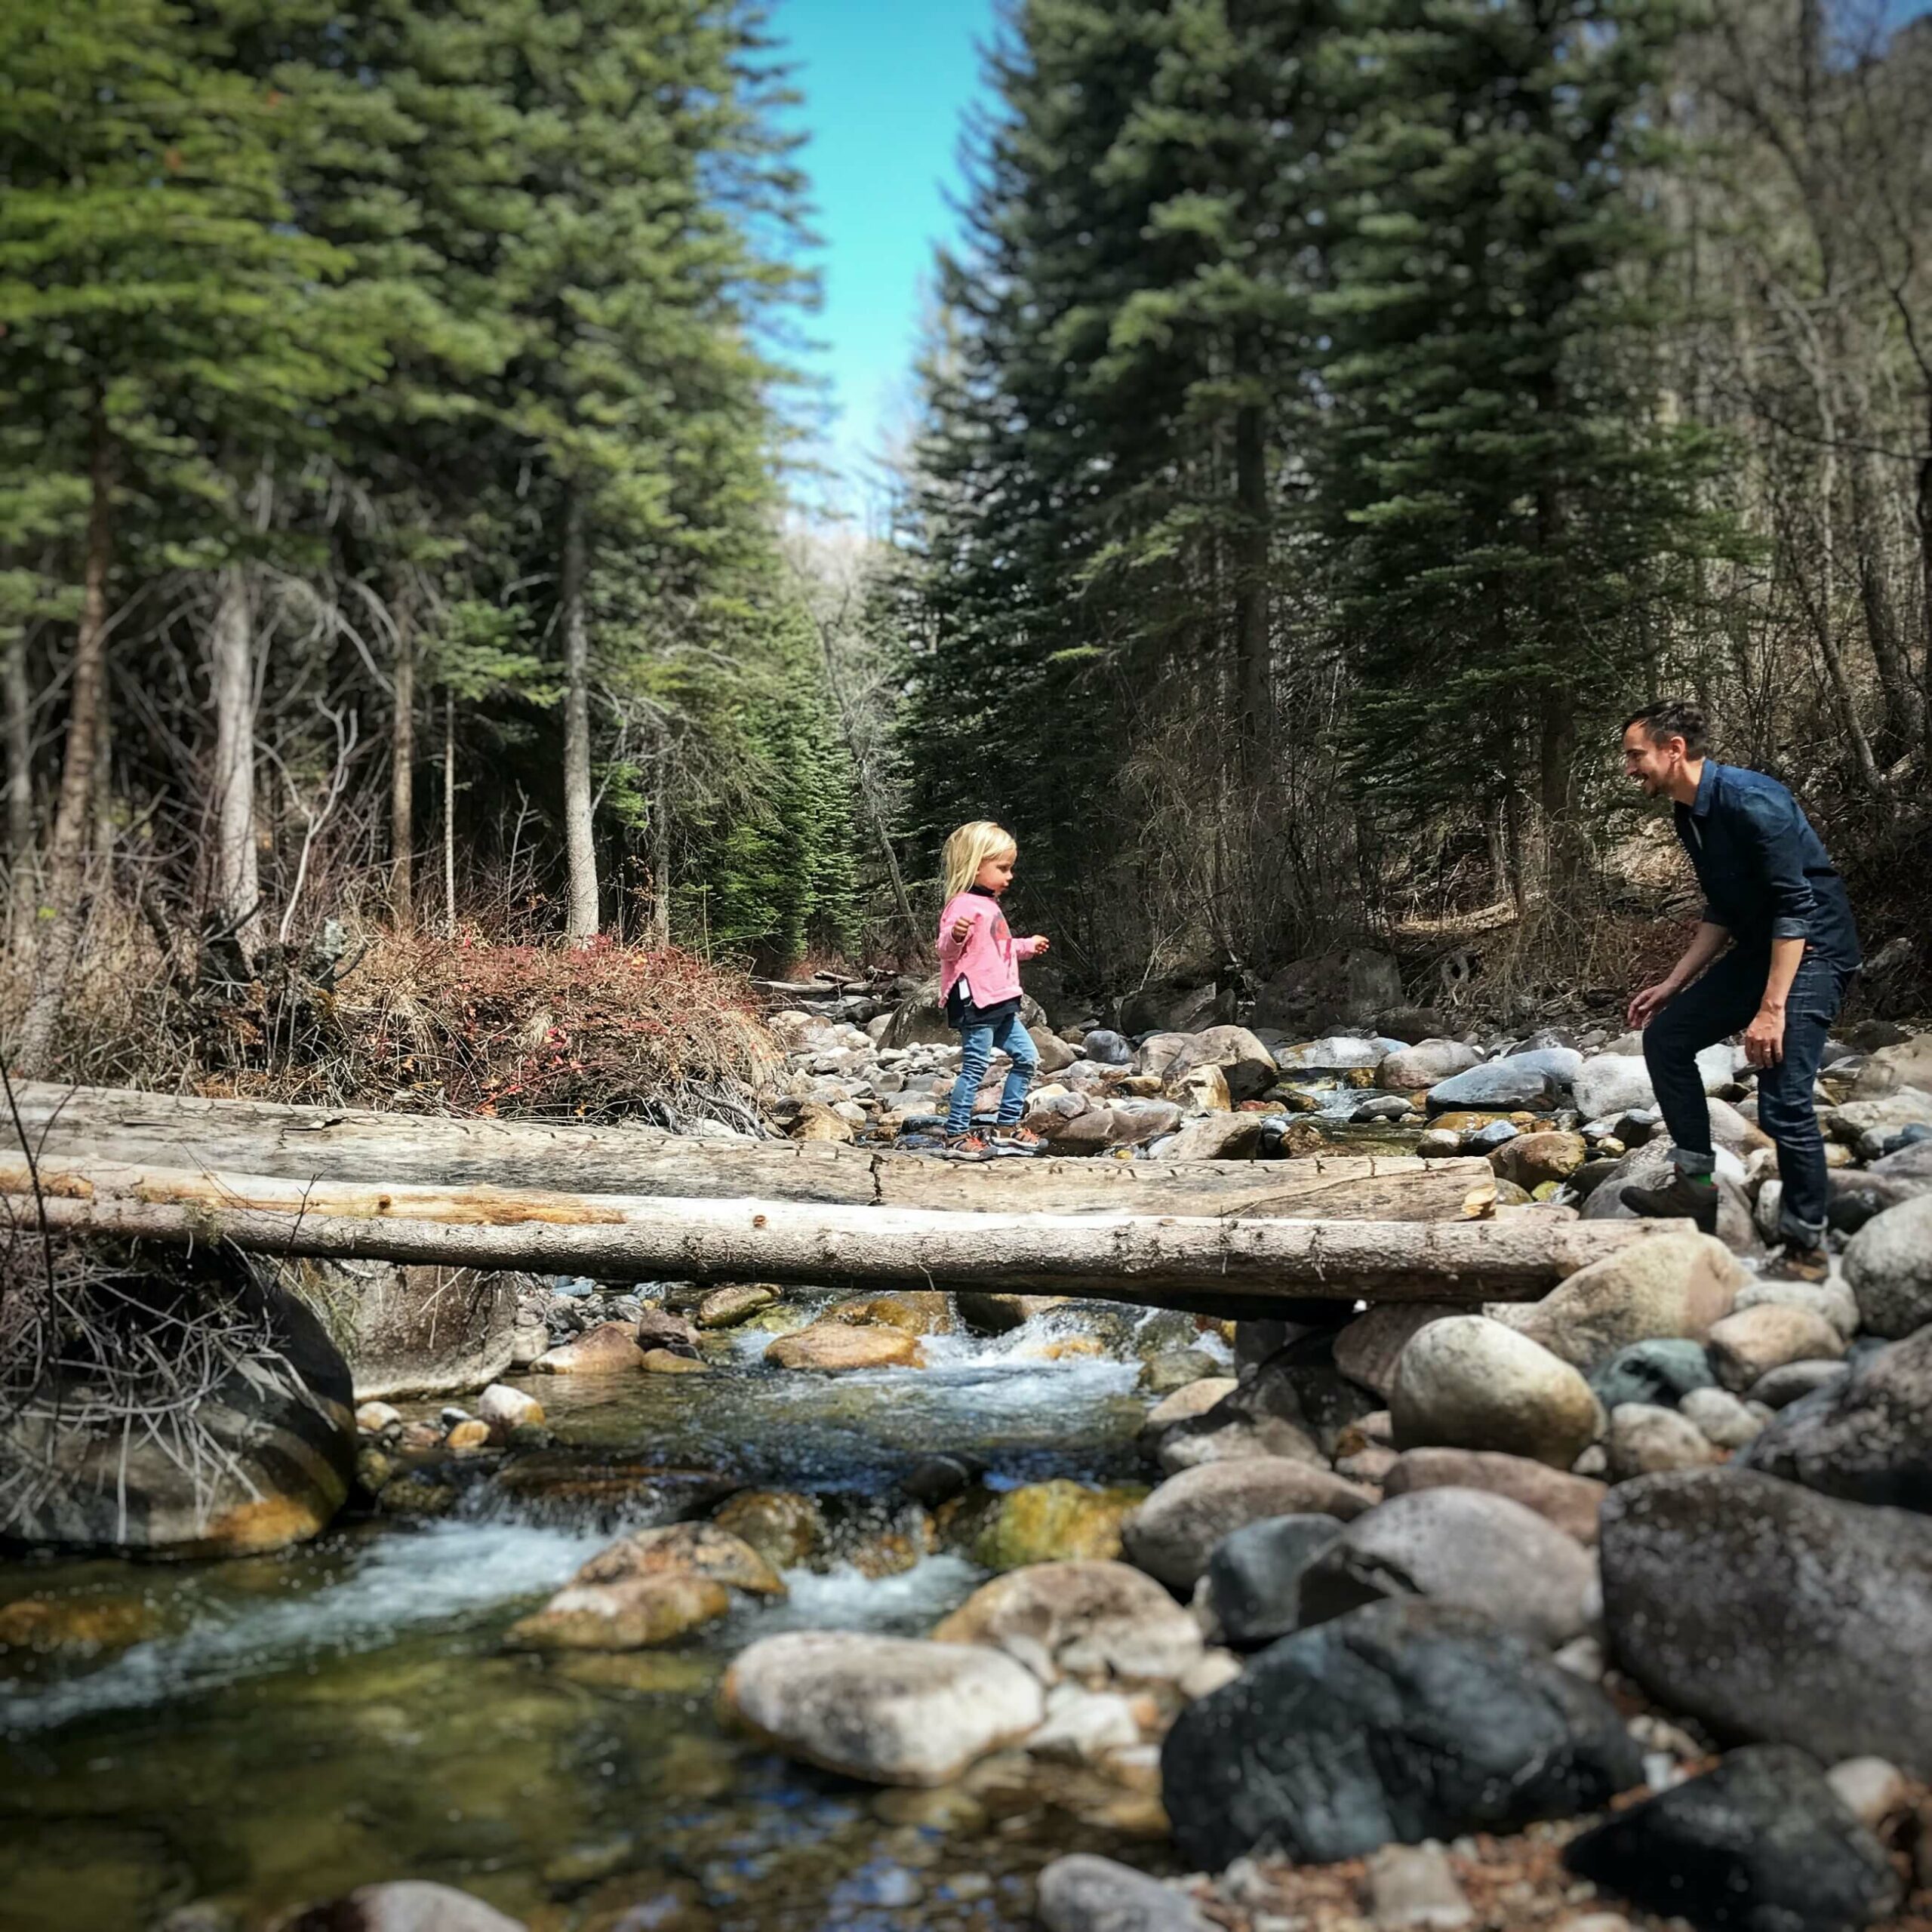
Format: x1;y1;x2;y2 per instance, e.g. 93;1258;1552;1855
1620;1168;1720;1235
1761;1241;1829;1284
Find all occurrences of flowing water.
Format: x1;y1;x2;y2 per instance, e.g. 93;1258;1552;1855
0;1300;1206;1932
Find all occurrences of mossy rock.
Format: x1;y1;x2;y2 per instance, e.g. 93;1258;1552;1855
712;1488;825;1570
828;1292;955;1337
969;1479;1148;1571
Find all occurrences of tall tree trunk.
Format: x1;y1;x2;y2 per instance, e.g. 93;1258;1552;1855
91;672;114;867
208;566;262;953
389;600;415;933
14;424;114;1078
443;688;457;938
1233;392;1272;768
560;487;598;941
1537;688;1584;904
648;740;672;949
1847;441;1919;754
3;624;33;955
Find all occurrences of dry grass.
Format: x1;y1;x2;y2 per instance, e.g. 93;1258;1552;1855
1;888;779;1130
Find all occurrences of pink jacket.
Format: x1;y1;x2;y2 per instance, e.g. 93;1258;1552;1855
937;891;1041;1010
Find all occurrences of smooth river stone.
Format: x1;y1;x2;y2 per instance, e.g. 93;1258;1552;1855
1391;1316;1603;1469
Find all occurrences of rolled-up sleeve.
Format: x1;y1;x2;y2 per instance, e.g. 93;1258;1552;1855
1739;793;1818;940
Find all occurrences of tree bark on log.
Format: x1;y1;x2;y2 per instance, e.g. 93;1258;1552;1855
0;1158;1682;1306
6;1084;1494;1221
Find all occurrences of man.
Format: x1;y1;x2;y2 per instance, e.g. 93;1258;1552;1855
1619;700;1860;1281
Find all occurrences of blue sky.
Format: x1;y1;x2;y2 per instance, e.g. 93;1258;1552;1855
776;0;997;507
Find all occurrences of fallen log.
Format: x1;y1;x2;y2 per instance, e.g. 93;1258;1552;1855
5;1083;1493;1221
0;1158;1686;1307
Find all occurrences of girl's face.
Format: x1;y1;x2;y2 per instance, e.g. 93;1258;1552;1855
974;849;1016;895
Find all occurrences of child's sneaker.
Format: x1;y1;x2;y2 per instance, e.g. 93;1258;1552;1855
989;1125;1048;1156
942;1133;992;1161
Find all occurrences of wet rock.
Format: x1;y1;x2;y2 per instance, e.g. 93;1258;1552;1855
0;1594;155;1656
1300;1487;1597;1647
574;1521;784;1595
1491;1131;1587;1190
1844;1195;1932;1339
712;1489;823;1569
1391;1317;1603;1469
1563;1744;1901;1932
504;1571;733;1651
1035;1854;1211;1932
1599;1467;1932;1770
475;1384;543;1438
1159;1600;1641;1867
279;1880;528;1930
1588;1337;1716;1412
1334;1304;1463;1401
932;1560;1204;1684
1604;1403;1719;1481
1510;1233;1742;1374
721;1631;1045;1786
694;1284;779;1329
1706;1306;1844;1392
1381;1448;1605;1544
533;1322;643;1374
971;1481;1146;1571
1205;1515;1347;1646
0;1247;355;1557
1121;1459;1374;1592
1140;1351;1226;1398
955;1292;1072;1334
445;1418;491;1453
1274;1034;1388;1075
635;1308;703;1353
1379;1040;1479;1091
829;1291;955;1337
1739;1326;1932;1510
764;1324;924;1371
641;1347;709;1374
1139;1377;1239;1450
356;1401;401;1433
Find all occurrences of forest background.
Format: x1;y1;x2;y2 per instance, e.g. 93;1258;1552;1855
3;0;1930;1105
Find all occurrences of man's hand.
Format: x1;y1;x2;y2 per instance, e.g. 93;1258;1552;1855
1744;1004;1786;1068
1628;982;1675;1029
949;915;973;944
1029;935;1050;955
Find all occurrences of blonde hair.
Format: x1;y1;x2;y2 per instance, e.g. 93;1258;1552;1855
941;820;1017;903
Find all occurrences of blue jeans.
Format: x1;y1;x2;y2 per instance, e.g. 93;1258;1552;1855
1643;947;1849;1244
946;1010;1038;1136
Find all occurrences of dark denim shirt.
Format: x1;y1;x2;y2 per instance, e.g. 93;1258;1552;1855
1674;761;1860;968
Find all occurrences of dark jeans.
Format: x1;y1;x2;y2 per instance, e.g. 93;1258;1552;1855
946;1010;1038;1136
1643;947;1848;1244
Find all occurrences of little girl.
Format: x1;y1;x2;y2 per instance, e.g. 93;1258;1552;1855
935;820;1051;1157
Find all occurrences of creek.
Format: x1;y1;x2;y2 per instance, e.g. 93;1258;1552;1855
0;1296;1203;1932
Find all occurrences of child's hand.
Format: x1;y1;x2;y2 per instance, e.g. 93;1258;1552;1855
1030;935;1050;954
949;915;974;944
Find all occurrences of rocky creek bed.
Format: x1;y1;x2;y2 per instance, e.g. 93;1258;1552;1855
8;994;1932;1932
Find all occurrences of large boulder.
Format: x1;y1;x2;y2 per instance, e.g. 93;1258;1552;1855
1159;1601;1641;1868
1426;1049;1581;1113
721;1632;1045;1786
1509;1232;1742;1373
1380;1448;1605;1544
1599;1467;1932;1773
1164;1026;1279;1103
289;1260;527;1401
931;1560;1204;1684
1390;1316;1603;1469
1333;1303;1463;1400
1204;1515;1348;1647
1491;1131;1587;1190
1251;950;1404;1032
764;1324;924;1372
1740;1327;1932;1512
1297;1487;1598;1647
1844;1195;1932;1339
0;1245;355;1557
1564;1745;1901;1932
1121;1459;1375;1592
1706;1304;1844;1392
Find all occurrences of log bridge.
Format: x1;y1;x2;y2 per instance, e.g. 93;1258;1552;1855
2;1084;1678;1314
